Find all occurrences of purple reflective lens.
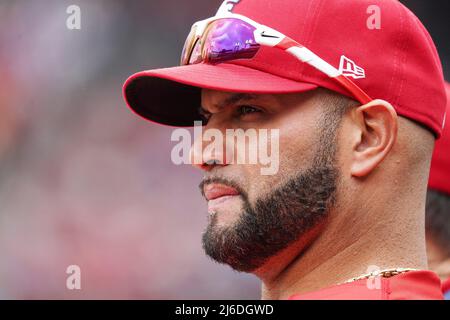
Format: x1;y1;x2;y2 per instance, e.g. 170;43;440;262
202;18;260;64
189;38;203;65
181;25;197;65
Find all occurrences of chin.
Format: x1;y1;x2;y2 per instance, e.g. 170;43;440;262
207;195;244;227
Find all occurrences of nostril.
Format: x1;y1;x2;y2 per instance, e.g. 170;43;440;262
205;159;223;166
198;158;226;171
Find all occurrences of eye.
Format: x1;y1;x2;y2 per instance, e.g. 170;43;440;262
198;107;212;123
236;105;262;117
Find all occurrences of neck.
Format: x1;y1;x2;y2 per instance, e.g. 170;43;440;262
259;198;428;300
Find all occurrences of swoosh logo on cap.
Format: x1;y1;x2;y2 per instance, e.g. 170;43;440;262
260;31;279;38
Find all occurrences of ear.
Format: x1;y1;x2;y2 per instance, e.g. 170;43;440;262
350;99;398;177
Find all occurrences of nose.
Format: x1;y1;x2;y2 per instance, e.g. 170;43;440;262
190;126;230;172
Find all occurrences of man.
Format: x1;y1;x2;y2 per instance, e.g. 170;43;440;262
123;0;447;299
427;83;450;299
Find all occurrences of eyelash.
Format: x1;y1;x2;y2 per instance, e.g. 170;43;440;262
198;105;262;123
236;105;262;117
198;108;212;122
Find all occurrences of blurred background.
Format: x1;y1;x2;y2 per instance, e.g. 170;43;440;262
0;0;448;299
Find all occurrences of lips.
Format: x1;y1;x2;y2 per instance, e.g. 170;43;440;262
203;183;240;201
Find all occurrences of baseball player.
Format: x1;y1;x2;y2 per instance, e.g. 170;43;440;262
123;0;447;299
426;83;450;299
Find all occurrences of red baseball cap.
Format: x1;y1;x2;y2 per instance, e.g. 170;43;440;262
123;0;447;137
429;83;450;195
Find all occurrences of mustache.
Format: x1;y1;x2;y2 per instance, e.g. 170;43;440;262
199;176;248;200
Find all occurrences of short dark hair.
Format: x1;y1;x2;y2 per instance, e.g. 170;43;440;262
426;189;450;256
317;88;358;137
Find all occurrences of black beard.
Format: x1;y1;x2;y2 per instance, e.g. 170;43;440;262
201;153;338;272
200;102;344;273
199;90;350;273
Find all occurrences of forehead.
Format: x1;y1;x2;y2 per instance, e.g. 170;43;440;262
200;88;321;112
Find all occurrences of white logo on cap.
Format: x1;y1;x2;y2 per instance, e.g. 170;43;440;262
442;111;447;130
217;0;241;14
339;55;366;79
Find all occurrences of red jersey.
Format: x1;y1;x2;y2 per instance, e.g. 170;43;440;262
442;277;450;300
288;270;443;300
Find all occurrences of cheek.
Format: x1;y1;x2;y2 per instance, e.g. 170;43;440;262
279;126;317;169
332;119;353;176
276;105;327;169
243;116;320;203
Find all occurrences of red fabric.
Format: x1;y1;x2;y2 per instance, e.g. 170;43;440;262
124;0;447;137
124;63;317;103
442;277;450;294
428;83;450;194
288;270;443;300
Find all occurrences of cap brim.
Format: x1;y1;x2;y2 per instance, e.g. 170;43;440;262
123;62;318;127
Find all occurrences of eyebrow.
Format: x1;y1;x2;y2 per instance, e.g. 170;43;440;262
200;93;258;113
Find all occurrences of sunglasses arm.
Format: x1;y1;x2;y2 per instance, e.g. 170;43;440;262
287;45;372;103
254;27;340;77
254;26;286;47
256;30;372;104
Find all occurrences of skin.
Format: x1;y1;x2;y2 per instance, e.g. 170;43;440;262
191;88;435;299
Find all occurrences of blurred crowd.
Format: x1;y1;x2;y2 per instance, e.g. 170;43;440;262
0;0;447;299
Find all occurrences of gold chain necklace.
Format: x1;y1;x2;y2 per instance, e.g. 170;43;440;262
344;268;418;284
